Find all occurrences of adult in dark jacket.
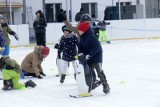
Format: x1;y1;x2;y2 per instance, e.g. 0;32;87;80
57;9;65;22
77;22;110;94
75;8;85;22
33;10;47;46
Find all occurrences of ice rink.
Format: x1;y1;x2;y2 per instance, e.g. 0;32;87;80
0;40;160;107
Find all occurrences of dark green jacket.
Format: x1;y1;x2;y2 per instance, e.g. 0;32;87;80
2;56;21;74
1;23;16;46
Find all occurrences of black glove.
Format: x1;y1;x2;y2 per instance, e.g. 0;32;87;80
40;72;46;76
37;75;43;79
78;54;87;63
14;34;19;40
5;65;14;70
58;50;61;59
106;22;110;25
54;43;59;49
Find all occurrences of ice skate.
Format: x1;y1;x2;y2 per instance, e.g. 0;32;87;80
91;80;101;90
60;74;66;84
102;82;110;94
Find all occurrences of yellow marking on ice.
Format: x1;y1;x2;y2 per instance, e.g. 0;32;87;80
51;68;55;71
119;80;126;84
79;92;92;97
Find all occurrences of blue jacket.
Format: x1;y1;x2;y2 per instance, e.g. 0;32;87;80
78;28;103;65
59;34;78;61
0;32;5;47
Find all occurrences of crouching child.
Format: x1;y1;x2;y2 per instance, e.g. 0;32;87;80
21;46;50;79
0;56;36;90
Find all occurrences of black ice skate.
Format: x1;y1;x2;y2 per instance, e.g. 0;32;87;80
60;74;66;84
2;79;14;90
91;80;101;90
74;74;76;80
102;82;110;94
25;80;37;88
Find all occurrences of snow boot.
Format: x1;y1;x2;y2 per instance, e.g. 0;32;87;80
102;82;110;94
2;79;14;90
60;74;66;84
25;80;37;88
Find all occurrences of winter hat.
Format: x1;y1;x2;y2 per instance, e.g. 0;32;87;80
42;46;50;56
35;10;42;15
80;8;84;12
0;14;3;19
80;14;92;22
77;22;90;33
62;25;72;33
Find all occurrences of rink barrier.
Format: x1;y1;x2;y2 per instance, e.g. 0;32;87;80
9;19;160;46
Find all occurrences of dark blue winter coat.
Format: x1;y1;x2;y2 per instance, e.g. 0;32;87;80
59;34;78;61
78;28;103;65
0;32;5;47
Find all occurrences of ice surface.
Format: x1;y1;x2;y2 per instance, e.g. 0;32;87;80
0;40;160;107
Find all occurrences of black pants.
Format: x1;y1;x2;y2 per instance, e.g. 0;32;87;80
89;63;107;83
35;32;46;46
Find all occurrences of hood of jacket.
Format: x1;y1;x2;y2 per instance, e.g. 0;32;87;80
34;46;43;60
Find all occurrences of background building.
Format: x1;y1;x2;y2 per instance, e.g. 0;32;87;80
1;0;160;25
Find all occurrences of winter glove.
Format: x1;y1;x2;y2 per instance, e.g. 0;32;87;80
106;22;110;25
40;72;46;76
58;50;61;59
78;54;87;63
85;55;91;60
74;55;78;60
103;20;110;25
54;43;59;49
14;34;19;40
37;75;43;79
5;65;14;70
0;47;5;52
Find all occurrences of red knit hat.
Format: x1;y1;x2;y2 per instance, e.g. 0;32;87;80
77;22;90;32
42;46;50;56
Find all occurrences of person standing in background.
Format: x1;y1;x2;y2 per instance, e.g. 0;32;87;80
57;9;66;22
0;14;19;57
33;10;47;46
91;14;99;38
97;20;110;44
75;8;85;22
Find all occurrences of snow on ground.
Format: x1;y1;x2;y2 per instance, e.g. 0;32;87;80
0;40;160;107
